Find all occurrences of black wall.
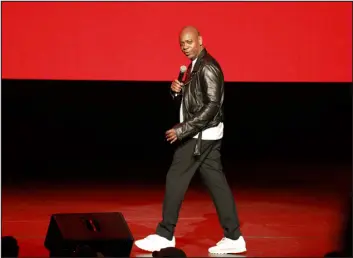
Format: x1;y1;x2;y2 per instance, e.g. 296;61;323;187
2;79;351;184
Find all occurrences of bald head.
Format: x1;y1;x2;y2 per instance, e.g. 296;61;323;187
179;26;203;60
180;26;201;37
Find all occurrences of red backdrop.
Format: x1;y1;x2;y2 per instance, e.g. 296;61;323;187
2;2;352;82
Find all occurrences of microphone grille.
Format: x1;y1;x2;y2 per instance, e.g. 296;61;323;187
180;65;187;73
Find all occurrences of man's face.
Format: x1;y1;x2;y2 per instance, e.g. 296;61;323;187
179;30;202;60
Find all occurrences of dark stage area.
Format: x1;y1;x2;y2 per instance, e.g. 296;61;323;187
2;79;351;181
1;79;352;257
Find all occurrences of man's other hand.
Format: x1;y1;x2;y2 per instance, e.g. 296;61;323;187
166;129;178;144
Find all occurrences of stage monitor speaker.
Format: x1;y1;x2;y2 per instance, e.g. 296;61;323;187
44;212;134;257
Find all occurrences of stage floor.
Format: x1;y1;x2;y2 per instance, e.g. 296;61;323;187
1;165;350;257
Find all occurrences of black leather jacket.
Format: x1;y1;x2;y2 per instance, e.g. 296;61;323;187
171;48;224;155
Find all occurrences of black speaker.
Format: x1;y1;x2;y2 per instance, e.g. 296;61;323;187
44;212;134;257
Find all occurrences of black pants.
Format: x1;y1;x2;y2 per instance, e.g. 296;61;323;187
156;138;242;241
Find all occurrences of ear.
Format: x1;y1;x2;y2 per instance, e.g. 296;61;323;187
198;36;203;46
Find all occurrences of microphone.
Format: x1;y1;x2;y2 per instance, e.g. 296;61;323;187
178;65;187;82
174;65;187;97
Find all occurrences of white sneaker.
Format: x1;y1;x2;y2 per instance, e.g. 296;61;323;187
208;236;247;254
135;234;176;252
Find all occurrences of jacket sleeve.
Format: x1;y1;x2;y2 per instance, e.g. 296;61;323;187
173;64;223;140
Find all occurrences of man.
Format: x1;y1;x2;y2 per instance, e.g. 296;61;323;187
135;26;246;254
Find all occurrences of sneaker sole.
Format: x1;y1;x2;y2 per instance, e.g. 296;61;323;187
135;242;175;252
135;242;159;252
208;247;247;254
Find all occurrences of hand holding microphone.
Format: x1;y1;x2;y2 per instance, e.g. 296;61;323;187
171;65;187;95
171;80;183;93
